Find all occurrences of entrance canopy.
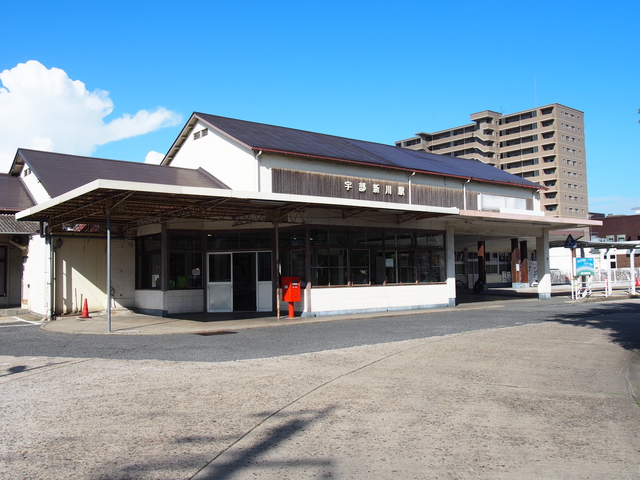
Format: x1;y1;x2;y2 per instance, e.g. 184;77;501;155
16;178;595;235
16;178;461;230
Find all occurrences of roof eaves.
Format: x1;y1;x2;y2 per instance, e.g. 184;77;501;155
194;113;254;151
196;167;230;190
162;114;200;165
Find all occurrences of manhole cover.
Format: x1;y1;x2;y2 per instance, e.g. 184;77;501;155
194;330;237;336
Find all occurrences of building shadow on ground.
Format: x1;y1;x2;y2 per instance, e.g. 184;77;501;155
544;300;640;351
93;405;338;480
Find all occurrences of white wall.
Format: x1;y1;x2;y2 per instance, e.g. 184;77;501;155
168;120;258;191
290;284;450;316
134;289;204;315
22;235;49;316
55;237;134;314
20;169;51;204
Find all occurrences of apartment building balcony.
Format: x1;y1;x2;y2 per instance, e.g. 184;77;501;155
498;122;538;138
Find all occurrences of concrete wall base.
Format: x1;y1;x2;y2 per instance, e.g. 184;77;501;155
300;303;450;317
136;308;169;317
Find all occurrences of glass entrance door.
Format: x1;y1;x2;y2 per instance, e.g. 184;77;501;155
207;251;273;313
208;253;232;312
232;252;256;311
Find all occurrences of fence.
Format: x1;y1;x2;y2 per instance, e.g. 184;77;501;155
571;268;639;299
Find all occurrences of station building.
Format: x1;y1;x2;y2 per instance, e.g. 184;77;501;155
5;113;599;320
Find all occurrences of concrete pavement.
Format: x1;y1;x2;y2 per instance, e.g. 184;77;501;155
1;296;639;479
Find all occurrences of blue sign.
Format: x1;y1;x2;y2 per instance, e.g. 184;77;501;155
575;257;595;276
564;234;577;249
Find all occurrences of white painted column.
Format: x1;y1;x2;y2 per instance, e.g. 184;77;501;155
536;230;551;300
446;224;456;307
630;249;636;295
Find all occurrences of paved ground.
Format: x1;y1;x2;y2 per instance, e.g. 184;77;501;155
1;297;639;479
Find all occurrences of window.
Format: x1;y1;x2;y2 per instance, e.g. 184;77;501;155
168;232;203;289
136;234;162;289
282;228;445;286
193;128;208;140
0;246;6;297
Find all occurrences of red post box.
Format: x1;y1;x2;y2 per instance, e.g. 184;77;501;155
282;277;301;317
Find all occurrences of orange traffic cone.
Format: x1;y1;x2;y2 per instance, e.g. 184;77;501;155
80;298;91;319
635;276;640;287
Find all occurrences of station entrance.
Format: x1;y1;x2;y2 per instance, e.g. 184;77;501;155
207;251;273;312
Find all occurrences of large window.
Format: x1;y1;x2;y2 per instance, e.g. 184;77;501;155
168;232;203;289
136;234;162;289
0;246;6;297
280;227;445;286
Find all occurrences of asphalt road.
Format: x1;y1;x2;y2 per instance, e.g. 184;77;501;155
2;297;640;362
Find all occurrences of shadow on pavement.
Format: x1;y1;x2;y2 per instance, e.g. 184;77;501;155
91;406;338;480
192;405;337;480
545;301;640;351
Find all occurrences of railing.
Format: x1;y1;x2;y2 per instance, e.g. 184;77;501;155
572;275;638;299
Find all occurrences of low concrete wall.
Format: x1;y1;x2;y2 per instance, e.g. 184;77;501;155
286;284;450;317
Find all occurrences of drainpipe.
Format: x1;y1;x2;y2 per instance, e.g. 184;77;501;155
463;178;471;210
255;150;263;192
106;208;112;332
46;224;55;321
408;171;415;204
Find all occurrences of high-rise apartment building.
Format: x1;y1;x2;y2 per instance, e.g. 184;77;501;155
396;103;588;218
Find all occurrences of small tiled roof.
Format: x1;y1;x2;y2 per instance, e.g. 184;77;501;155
194;113;541;189
0;174;35;212
15;149;230;199
0;214;39;234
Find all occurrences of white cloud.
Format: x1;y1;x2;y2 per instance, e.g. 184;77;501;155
144;151;165;164
0;60;181;172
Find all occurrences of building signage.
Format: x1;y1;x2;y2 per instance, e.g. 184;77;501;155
575;257;595;276
344;181;405;197
272;168;410;204
272;168;466;208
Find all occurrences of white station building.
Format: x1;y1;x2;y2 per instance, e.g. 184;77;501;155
3;113;600;321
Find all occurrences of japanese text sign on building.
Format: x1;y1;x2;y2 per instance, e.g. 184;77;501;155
344;181;405;196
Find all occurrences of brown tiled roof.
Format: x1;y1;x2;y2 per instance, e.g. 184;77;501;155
191;113;542;190
16;149;230;199
0;174;35;212
0;214;39;234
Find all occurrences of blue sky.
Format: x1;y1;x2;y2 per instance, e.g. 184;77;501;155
1;0;638;214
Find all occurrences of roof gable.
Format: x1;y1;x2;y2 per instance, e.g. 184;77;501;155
16;149;230;199
191;113;542;189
